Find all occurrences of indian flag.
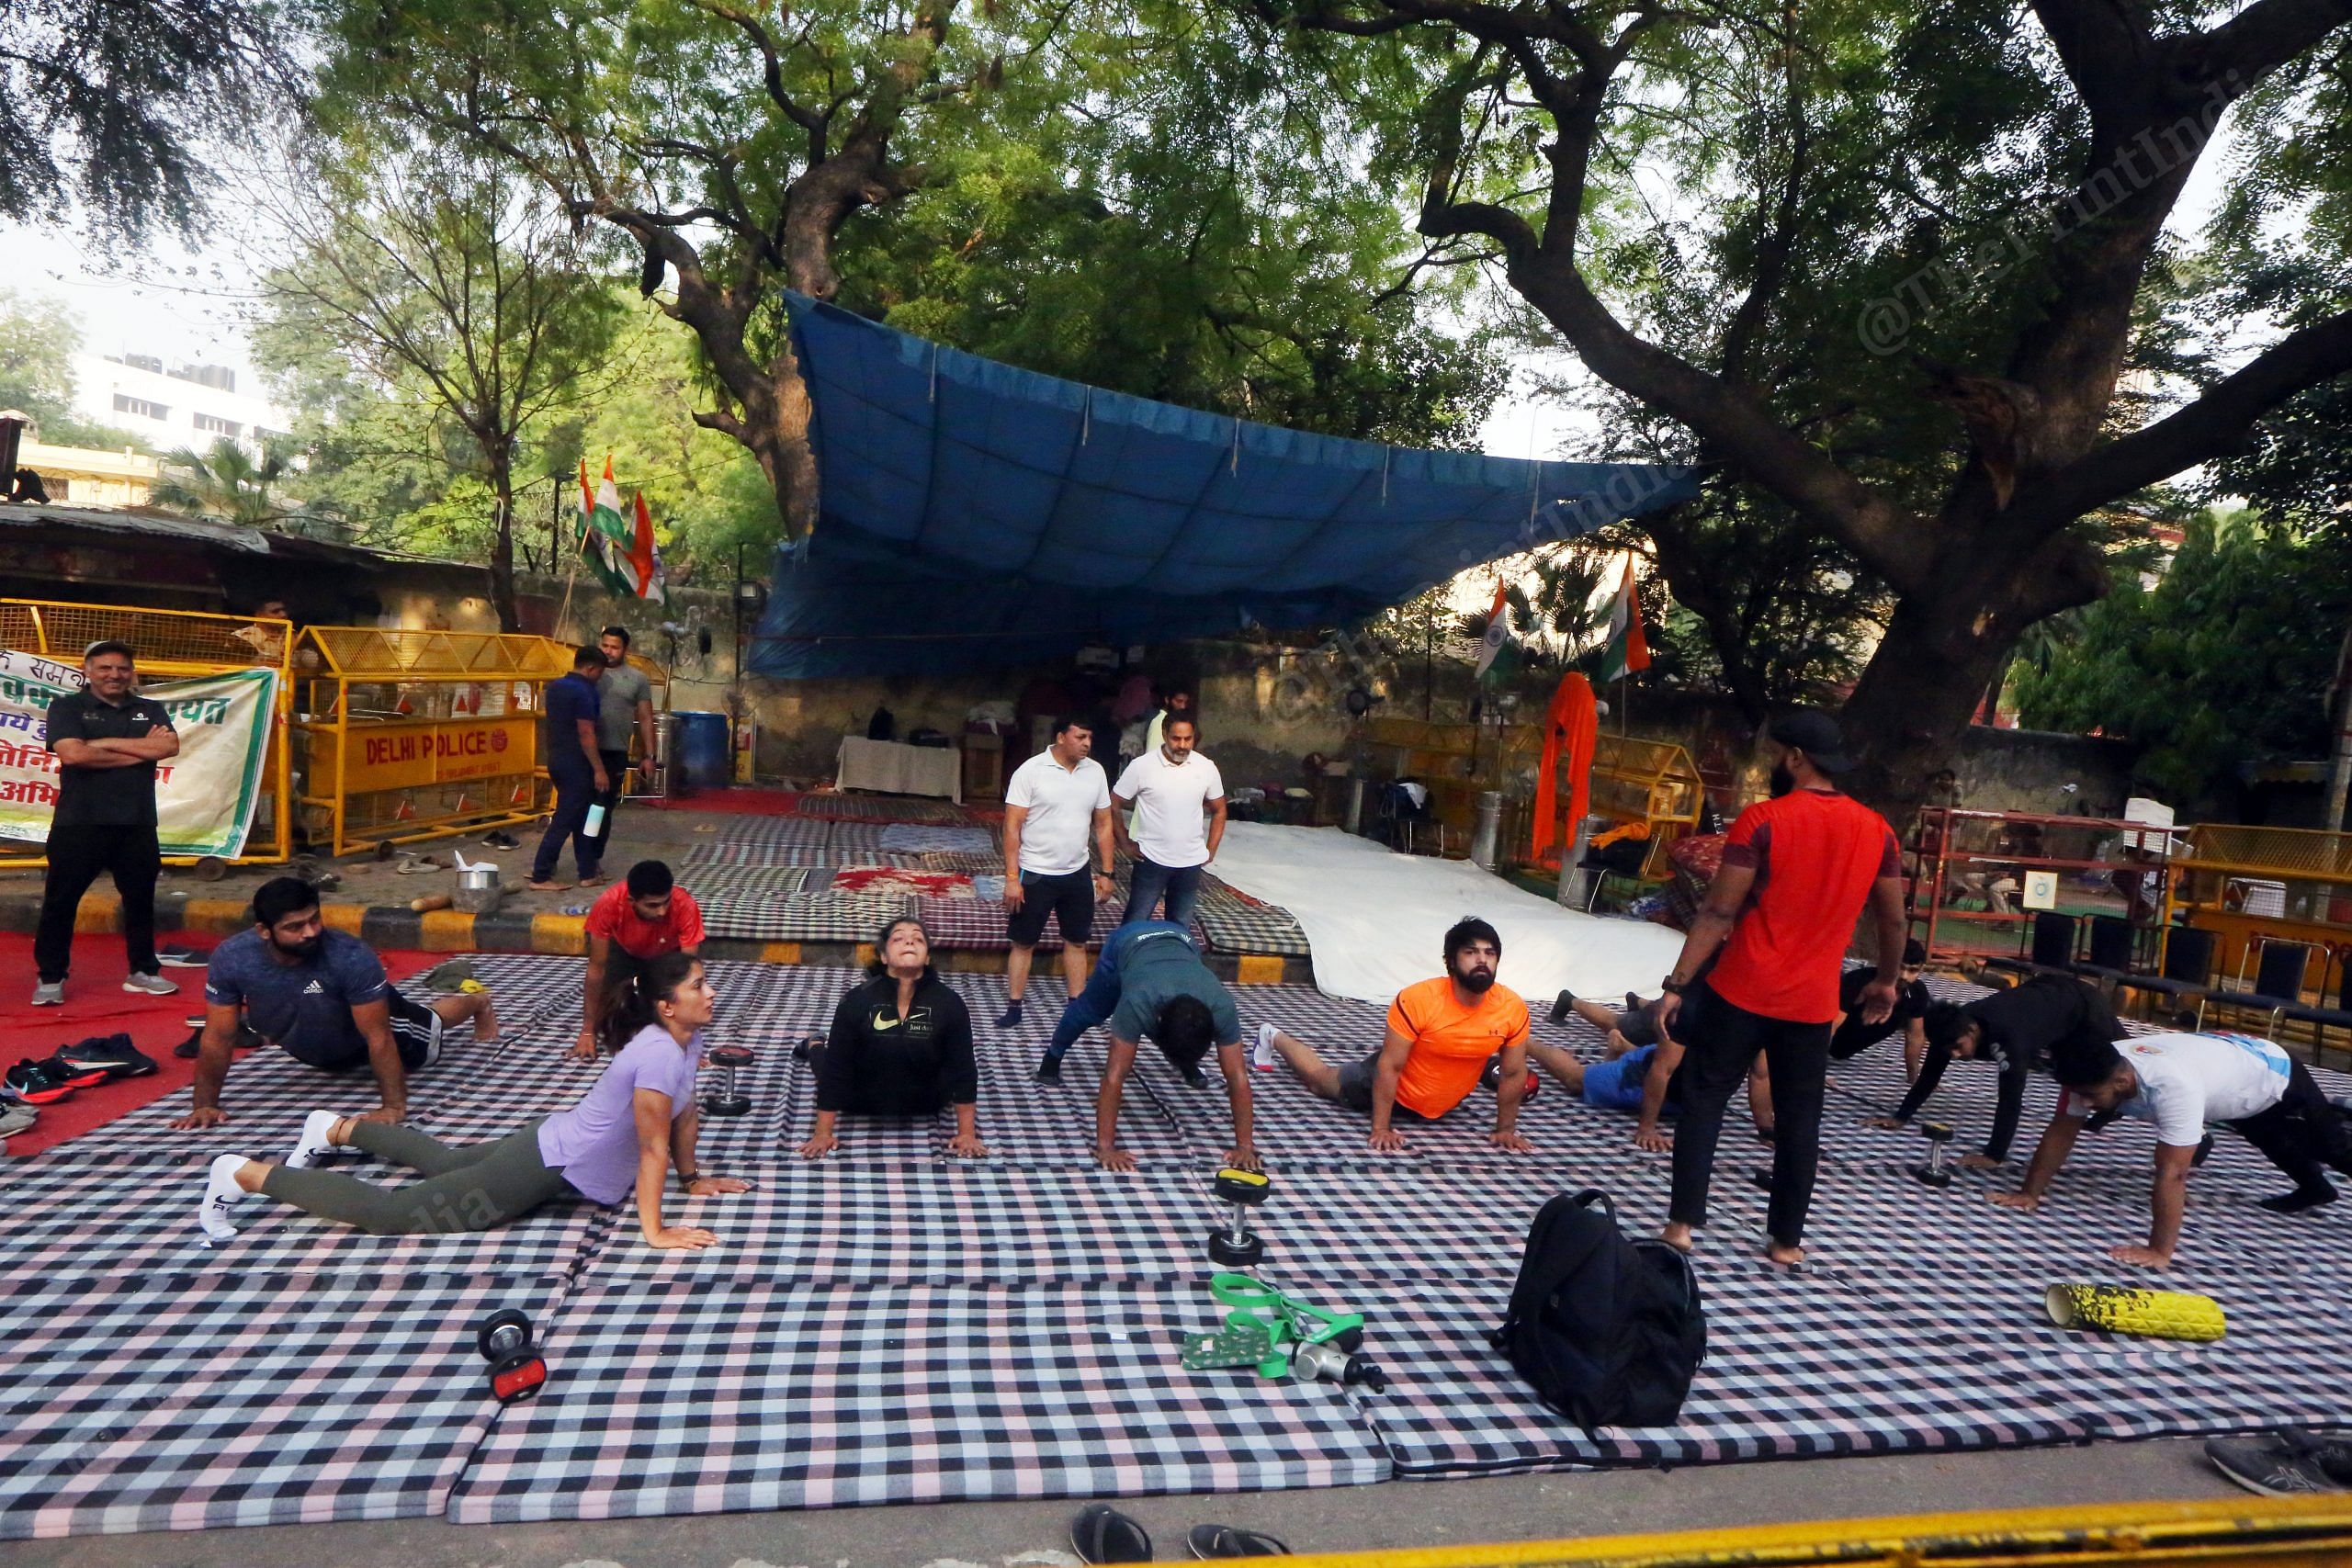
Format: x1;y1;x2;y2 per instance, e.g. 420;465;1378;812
1475;577;1512;678
1598;558;1650;683
578;457;637;597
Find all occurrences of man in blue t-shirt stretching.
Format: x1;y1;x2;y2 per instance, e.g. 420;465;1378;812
172;877;500;1129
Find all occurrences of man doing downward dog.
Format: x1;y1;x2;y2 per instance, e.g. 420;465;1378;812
1255;918;1535;1155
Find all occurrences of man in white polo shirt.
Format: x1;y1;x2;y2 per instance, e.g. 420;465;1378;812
999;716;1117;1029
1111;713;1225;931
1995;1031;2352;1267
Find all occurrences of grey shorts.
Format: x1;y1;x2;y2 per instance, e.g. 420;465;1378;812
1334;1055;1435;1120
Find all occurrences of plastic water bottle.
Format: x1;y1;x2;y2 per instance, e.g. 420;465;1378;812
582;803;606;837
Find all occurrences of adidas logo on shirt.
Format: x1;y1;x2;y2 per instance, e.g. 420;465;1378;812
302;980;324;994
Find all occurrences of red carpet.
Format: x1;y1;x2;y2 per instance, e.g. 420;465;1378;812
639;786;805;818
0;931;436;1157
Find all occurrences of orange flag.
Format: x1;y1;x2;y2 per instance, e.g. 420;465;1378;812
1532;671;1599;864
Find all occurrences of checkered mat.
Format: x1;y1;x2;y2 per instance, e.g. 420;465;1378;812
797;794;974;824
0;1269;564;1540
15;958;2352;1534
445;1277;1387;1524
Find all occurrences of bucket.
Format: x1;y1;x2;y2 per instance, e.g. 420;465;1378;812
454;859;503;915
674;711;732;792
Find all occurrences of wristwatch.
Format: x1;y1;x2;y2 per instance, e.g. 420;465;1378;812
1658;976;1687;995
675;1169;702;1186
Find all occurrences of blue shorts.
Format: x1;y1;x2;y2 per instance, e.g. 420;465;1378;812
1581;1045;1657;1113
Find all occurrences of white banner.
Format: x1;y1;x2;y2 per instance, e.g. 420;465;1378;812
0;649;279;857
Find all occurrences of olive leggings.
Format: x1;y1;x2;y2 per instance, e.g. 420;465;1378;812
259;1118;568;1235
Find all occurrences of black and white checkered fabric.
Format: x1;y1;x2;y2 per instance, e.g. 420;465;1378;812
878;824;997;854
797;794;973;824
14;953;2352;1536
0;1268;565;1539
443;1277;1387;1524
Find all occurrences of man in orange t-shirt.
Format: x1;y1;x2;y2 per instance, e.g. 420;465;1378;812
1651;710;1910;1265
571;860;706;1060
1253;917;1535;1155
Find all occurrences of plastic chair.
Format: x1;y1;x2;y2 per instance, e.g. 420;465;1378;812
1985;912;2079;981
2199;936;2315;1037
2114;926;2216;1016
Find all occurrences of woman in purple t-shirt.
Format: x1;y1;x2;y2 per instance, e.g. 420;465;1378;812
196;953;750;1248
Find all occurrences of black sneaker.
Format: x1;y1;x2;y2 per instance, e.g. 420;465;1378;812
51;1034;158;1083
3;1057;77;1105
481;830;521;851
997;1001;1024;1029
2207;1430;2352;1495
1036;1055;1063;1084
2257;1182;2338;1213
1548;989;1576;1025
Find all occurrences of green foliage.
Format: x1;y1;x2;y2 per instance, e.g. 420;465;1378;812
151;438;296;527
0;288;152;450
0;0;299;238
2013;513;2349;806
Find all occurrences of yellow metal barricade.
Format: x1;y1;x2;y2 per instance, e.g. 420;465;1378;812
0;597;294;865
290;627;571;857
1268;1495;2352;1568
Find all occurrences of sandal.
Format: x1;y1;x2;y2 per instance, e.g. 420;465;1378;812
1188;1523;1291;1558
1071;1502;1153;1564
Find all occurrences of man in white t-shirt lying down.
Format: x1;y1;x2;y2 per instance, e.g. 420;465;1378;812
1992;1031;2352;1267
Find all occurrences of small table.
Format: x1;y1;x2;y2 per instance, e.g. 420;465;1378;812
835;736;963;803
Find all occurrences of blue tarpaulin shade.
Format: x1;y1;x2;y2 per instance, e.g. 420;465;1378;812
751;295;1697;677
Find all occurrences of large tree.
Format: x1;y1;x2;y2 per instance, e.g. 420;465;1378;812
1265;0;2352;816
251;136;626;628
0;0;300;237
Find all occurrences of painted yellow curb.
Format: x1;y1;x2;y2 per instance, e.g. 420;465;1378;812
417;908;477;951
758;942;804;964
531;913;587;956
1236;953;1287;986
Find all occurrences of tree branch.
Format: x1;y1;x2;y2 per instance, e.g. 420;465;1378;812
2018;309;2352;528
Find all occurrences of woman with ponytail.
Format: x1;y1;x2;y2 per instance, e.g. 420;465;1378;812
798;919;986;1159
196;951;749;1249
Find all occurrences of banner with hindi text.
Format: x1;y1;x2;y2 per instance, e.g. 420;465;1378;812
0;649;278;857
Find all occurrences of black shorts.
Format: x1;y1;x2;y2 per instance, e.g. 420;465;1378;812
283;986;441;1072
1334;1055;1437;1120
1007;868;1096;948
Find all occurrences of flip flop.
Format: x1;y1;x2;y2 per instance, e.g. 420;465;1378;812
1188;1523;1291;1558
1071;1502;1153;1564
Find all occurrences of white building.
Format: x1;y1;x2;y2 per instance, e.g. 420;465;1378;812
69;351;290;456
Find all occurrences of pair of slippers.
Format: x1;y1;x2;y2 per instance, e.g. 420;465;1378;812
1072;1503;1287;1562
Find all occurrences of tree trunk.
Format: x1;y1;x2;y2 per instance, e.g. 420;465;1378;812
488;454;521;633
2325;623;2352;833
1838;593;2023;833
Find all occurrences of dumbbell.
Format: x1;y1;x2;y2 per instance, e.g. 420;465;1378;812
476;1307;546;1404
1911;1121;1954;1188
702;1044;754;1117
1206;1166;1271;1269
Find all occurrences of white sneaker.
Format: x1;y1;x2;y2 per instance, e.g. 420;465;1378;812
198;1154;249;1244
1253;1022;1279;1071
30;982;62;1007
121;972;178;997
286;1111;341;1169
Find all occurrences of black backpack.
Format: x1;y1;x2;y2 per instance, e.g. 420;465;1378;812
1490;1190;1705;1433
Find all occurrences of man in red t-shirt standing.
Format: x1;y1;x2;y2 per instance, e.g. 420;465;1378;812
571;860;706;1059
1652;710;1910;1265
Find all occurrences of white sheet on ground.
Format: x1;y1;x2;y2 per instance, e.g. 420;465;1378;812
1208;822;1683;1008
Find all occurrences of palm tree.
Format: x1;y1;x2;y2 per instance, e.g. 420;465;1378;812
150;438;293;526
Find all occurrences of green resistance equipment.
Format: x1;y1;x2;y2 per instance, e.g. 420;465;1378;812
1181;1168;1387;1391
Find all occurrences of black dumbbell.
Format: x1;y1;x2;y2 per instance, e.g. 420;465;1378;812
1911;1121;1954;1188
476;1307;546;1404
1206;1166;1271;1268
702;1044;754;1117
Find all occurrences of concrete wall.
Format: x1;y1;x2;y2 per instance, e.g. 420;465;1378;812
1949;726;2140;819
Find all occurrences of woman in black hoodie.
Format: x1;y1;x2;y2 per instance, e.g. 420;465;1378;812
797;918;987;1158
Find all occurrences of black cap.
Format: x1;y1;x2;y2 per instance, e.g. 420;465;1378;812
1767;708;1854;773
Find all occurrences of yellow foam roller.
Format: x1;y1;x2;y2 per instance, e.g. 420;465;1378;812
2044;1283;2225;1341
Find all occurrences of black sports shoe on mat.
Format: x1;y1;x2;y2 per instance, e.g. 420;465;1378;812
1035;1055;1063;1084
51;1034;158;1083
3;1058;77;1105
1072;1503;1153;1564
2207;1431;2352;1495
1548;988;1576;1025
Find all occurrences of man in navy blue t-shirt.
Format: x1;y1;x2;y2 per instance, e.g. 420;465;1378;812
173;877;499;1128
529;646;608;890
